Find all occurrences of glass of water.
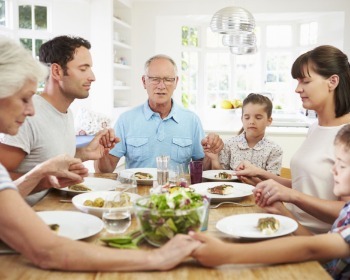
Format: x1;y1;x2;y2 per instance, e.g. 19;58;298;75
116;170;138;194
102;193;131;234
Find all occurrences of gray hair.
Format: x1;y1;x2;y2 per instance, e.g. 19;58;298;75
0;36;48;99
144;54;178;75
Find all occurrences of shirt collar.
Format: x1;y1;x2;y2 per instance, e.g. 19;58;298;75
237;132;267;150
143;99;179;123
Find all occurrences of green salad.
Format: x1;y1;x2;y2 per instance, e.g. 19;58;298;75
134;189;207;246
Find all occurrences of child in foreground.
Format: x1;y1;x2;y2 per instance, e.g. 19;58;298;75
191;124;350;279
207;93;282;175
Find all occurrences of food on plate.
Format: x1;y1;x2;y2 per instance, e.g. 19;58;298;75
257;217;280;235
207;184;234;195
83;193;132;208
68;183;91;192
168;185;194;194
159;181;193;194
214;172;233;180
134;172;153;180
134;189;208;246
49;224;60;233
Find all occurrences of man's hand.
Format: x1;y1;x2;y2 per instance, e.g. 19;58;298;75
77;129;120;161
201;133;224;154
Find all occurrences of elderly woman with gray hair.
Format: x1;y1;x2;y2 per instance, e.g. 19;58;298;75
0;36;200;271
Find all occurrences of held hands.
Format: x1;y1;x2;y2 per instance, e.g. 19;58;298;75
253;179;294;208
151;234;201;271
201;133;224;156
235;160;263;186
80;128;120;161
189;231;227;267
38;154;88;189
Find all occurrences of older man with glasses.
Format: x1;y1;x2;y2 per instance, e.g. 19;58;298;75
95;54;223;172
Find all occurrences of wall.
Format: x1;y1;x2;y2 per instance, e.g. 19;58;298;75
50;0;93;116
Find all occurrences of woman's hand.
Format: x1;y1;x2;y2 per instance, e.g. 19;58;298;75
234;160;264;186
37;155;88;189
253;179;295;207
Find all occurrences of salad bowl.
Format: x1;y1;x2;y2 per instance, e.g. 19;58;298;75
134;190;209;247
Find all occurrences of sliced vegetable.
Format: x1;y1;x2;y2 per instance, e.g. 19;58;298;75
100;230;145;249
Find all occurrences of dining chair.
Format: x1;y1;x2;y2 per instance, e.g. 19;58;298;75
281;167;291;179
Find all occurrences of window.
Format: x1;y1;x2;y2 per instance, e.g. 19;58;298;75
300;22;318;46
180;19;321;113
181;26;200;109
205;52;230;106
181;51;199;109
0;0;6;27
18;2;50;58
18;4;47;30
266;25;292;47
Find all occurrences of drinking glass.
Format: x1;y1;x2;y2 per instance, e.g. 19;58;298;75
156;155;170;185
102;193;131;234
116;170;137;194
189;161;203;184
169;163;188;187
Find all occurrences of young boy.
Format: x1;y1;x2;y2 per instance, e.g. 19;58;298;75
207;93;283;175
190;124;350;279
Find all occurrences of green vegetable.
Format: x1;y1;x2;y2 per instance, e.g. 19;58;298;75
100;229;145;249
134;190;208;246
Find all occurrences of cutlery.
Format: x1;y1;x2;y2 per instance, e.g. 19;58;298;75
59;199;72;203
210;201;255;209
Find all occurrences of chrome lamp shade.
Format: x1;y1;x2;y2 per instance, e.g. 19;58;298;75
210;6;257;55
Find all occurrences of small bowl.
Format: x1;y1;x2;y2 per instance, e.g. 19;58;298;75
133;194;208;247
72;191;141;218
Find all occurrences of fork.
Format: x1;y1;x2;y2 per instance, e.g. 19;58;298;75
210;201;255;209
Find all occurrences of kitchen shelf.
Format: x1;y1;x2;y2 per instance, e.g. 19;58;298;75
113;17;131;29
113;0;132;108
114;63;131;69
113;40;131;49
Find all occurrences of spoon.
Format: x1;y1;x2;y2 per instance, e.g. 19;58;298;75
210;201;255;209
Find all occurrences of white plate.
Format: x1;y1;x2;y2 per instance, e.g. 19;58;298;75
72;191;141;217
123;168;157;185
190;182;254;202
216;213;298;239
58;177;118;194
36;211;103;240
202;170;238;181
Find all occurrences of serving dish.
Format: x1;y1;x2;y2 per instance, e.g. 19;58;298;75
72;191;141;218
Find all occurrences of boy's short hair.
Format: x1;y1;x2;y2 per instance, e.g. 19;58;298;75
335;124;350;151
242;93;273;118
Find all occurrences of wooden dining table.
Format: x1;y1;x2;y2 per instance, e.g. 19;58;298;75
0;173;331;279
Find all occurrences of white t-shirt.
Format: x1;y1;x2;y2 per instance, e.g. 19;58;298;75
1;95;76;204
289;122;346;234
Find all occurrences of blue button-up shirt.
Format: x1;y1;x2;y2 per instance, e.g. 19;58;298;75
110;100;205;168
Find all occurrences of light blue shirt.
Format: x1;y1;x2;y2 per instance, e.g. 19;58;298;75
110;100;205;168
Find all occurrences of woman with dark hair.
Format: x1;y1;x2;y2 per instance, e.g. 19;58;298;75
235;45;350;234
